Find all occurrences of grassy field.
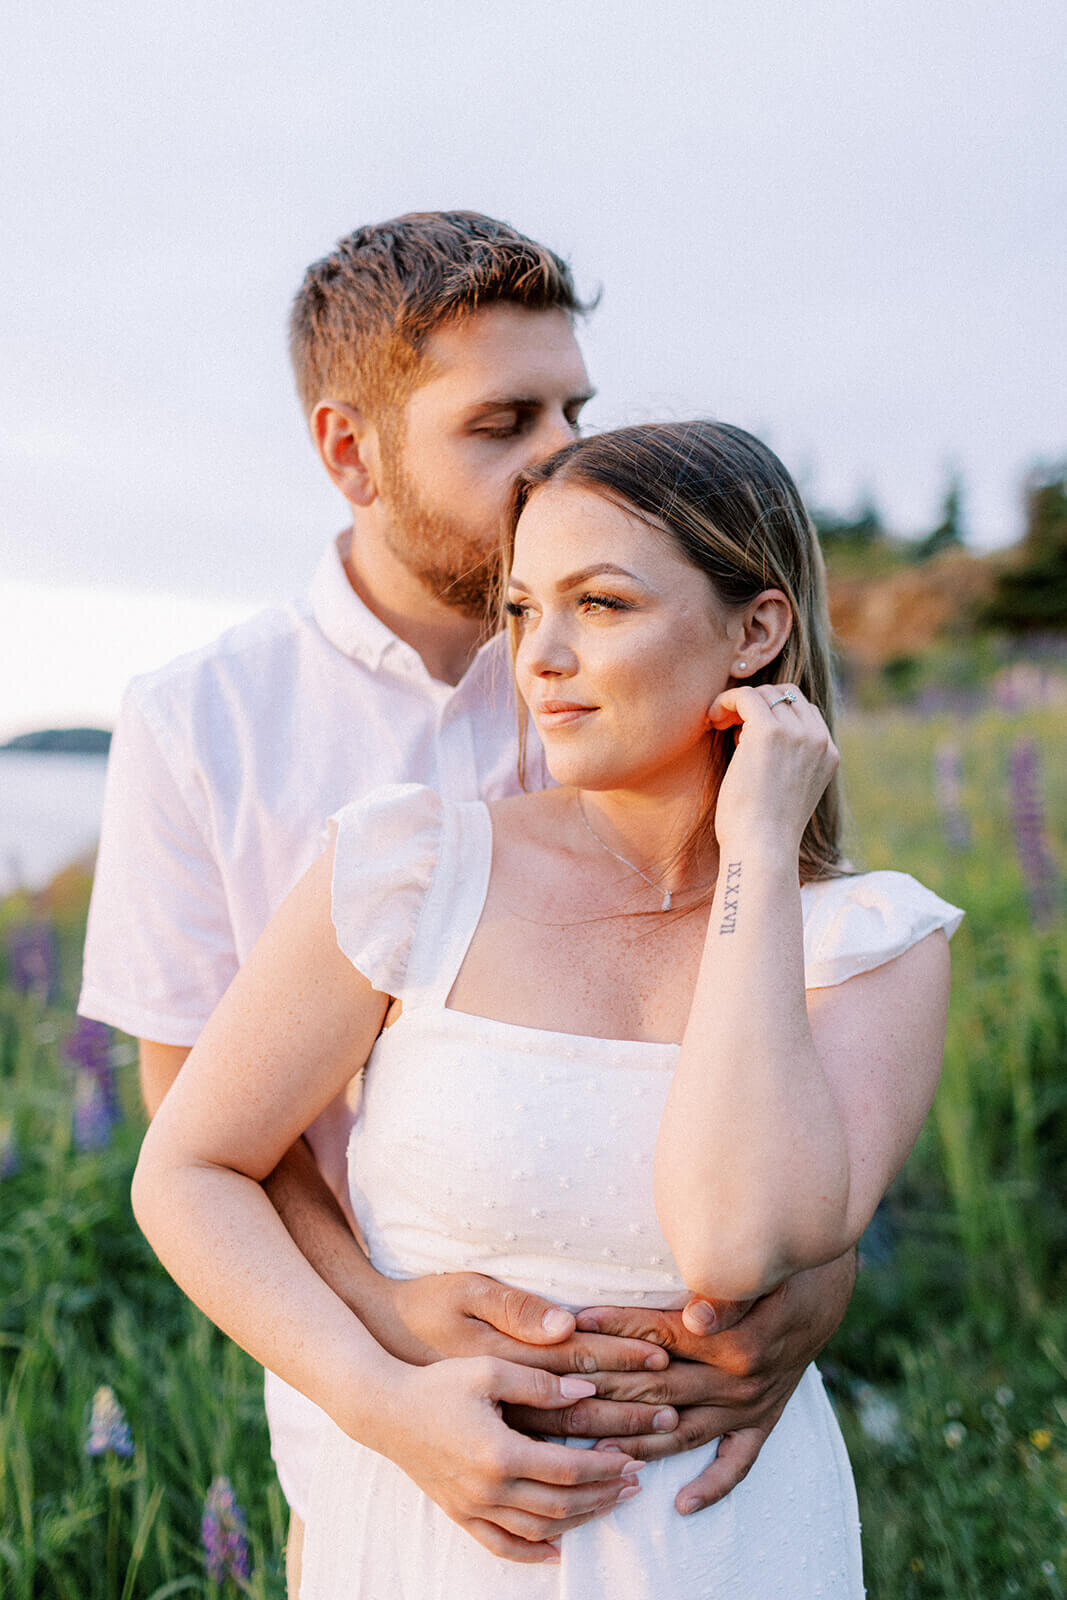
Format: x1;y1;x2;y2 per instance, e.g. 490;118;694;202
1;704;1064;1598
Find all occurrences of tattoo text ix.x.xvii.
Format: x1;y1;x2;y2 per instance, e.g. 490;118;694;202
719;861;742;935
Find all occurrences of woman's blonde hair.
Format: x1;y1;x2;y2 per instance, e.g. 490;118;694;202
504;420;848;885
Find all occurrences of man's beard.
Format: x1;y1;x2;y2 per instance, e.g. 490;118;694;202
379;453;500;624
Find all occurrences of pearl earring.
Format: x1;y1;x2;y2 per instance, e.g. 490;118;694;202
736;661;748;673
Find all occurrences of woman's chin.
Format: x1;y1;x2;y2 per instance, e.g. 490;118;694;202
542;752;630;792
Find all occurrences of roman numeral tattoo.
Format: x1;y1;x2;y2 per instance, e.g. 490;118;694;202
719;860;742;935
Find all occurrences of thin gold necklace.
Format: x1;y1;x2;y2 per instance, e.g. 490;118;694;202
575;793;715;912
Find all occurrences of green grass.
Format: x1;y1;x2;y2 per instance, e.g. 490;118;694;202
828;704;1066;1597
1;702;1064;1596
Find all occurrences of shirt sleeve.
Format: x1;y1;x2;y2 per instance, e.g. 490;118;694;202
77;682;237;1044
802;870;964;990
327;782;444;997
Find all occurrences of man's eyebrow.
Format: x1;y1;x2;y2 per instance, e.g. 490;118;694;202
508;562;644;592
466;389;597;413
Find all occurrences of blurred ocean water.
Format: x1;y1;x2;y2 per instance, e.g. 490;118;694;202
0;751;109;894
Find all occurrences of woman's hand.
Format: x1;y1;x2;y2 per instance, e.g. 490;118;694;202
379;1358;645;1563
707;684;839;855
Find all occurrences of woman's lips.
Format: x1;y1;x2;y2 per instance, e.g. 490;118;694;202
533;700;596;727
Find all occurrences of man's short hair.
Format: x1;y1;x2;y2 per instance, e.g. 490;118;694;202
289;211;589;421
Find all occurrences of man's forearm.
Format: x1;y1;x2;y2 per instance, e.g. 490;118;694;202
262;1138;398;1331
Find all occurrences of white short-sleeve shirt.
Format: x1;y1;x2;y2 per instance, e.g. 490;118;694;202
79;537;540;1517
80;535;531;1034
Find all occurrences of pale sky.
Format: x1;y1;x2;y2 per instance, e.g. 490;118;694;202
2;0;1064;737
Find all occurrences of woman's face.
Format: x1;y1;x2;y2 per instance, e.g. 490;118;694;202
508;481;740;794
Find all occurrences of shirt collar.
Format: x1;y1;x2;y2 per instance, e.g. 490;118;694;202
309;533;409;672
308;533;508;689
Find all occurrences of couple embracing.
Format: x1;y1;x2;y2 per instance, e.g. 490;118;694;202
81;212;961;1597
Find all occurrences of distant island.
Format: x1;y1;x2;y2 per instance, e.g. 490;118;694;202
0;728;112;755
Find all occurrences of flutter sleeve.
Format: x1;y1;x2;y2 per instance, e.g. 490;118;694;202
326;782;444;997
802;870;964;990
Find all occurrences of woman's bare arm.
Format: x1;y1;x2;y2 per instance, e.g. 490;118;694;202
132;846;643;1561
654;687;951;1302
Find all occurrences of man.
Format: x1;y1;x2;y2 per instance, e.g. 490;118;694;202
80;212;854;1593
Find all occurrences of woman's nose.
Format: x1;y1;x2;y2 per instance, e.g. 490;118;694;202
520;617;577;679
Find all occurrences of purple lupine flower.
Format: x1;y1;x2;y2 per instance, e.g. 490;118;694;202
65;1018;121;1131
6;921;59;1002
0;1115;18;1178
64;1016;113;1075
85;1386;134;1458
72;1070;118;1151
932;741;971;852
1009;738;1061;928
202;1476;252;1586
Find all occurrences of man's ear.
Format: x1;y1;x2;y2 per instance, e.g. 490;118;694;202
311;400;381;508
731;590;794;677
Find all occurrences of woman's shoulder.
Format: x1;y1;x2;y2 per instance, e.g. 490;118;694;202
327;783;453;996
801;868;964;991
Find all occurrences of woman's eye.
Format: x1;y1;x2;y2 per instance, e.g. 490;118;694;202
578;593;627;614
504;599;530;621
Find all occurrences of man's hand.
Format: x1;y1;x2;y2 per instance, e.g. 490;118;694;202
507;1251;857;1515
372;1271;670;1377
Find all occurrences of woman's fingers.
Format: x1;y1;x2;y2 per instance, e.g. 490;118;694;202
390;1358;646;1563
708;682;807;730
475;1356;599;1412
500;1428;644;1487
509;1472;644;1519
487;1471;643;1543
466;1517;561;1564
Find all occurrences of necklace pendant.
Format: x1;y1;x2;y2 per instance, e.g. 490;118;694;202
661;889;672;912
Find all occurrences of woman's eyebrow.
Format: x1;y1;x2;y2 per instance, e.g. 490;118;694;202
508;563;644;593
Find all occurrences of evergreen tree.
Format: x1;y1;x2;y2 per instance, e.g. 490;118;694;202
911;474;966;562
982;469;1067;633
812;492;884;548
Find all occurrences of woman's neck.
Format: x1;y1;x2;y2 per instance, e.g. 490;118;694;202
572;771;721;902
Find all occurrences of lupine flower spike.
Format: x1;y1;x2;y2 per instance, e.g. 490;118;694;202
65;1018;121;1120
202;1476;252;1586
65;1018;121;1150
6;921;59;1003
73;1071;116;1152
1009;737;1060;928
85;1386;134;1458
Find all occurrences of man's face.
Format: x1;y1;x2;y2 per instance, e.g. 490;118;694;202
377;304;594;618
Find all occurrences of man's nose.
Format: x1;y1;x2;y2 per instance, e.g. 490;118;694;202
530;407;579;463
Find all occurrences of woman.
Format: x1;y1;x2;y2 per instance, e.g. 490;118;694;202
133;422;961;1597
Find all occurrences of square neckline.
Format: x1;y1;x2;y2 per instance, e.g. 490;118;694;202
407;797;685;1053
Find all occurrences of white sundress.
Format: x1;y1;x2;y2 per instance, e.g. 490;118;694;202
299;783;964;1600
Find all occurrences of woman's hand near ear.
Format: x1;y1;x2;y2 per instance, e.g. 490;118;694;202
706;683;838;856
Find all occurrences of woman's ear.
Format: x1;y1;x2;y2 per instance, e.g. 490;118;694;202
731;590;793;676
310;400;381;508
